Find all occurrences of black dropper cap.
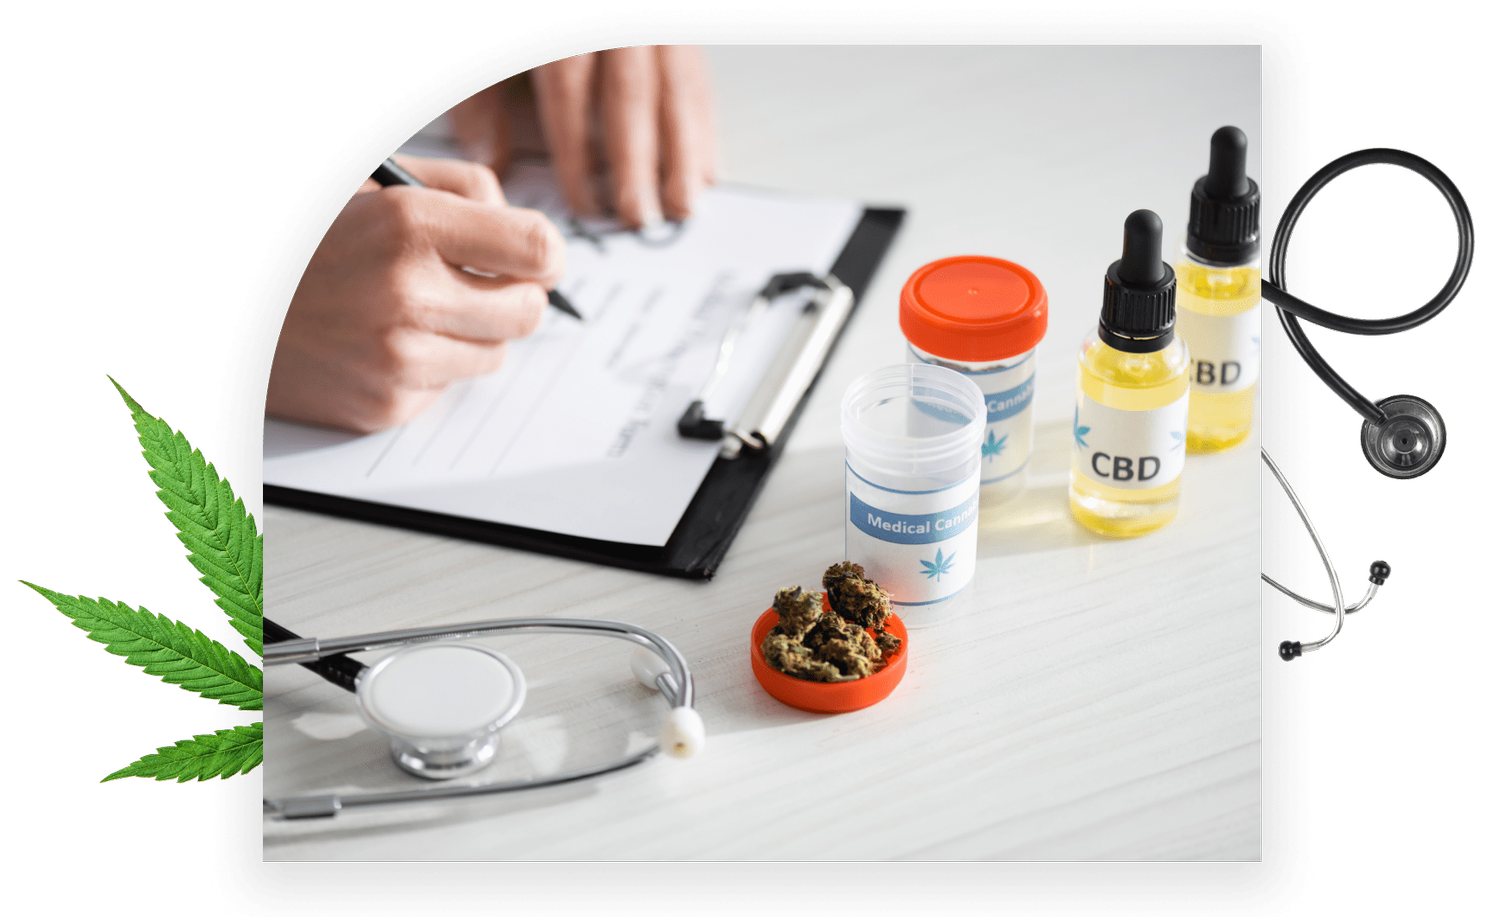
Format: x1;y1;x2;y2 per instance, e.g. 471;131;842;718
1100;209;1176;353
1186;125;1260;264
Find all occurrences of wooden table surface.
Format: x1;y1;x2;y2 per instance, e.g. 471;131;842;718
263;45;1261;861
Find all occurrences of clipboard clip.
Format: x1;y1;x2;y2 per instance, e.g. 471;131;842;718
677;271;853;457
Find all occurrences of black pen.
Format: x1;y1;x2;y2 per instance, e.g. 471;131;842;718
370;158;583;321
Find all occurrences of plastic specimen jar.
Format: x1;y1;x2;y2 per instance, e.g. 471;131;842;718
900;256;1048;504
841;363;986;626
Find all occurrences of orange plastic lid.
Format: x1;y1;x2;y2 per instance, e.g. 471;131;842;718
899;256;1048;363
750;600;908;714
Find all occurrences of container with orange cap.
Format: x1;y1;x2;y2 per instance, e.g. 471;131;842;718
900;256;1049;503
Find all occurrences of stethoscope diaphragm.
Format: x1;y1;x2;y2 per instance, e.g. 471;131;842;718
354;643;527;780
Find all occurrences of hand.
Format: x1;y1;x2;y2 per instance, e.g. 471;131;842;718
267;155;565;433
449;46;716;228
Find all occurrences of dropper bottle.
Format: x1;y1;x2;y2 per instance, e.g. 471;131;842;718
1175;125;1261;452
1069;210;1191;537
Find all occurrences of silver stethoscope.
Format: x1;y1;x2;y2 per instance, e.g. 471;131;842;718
1262;148;1472;660
261;617;703;819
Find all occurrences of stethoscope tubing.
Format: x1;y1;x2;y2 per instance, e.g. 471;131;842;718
1260;448;1345;654
265;616;695;709
1262;576;1378;617
1262;148;1474;425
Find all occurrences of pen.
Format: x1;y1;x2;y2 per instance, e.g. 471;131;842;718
370;158;583;321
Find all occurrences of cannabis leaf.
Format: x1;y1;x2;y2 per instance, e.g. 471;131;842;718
1170;430;1185;451
103;723;264;783
20;586;262;710
21;379;263;783
1073;406;1090;448
981;429;1007;461
111;377;263;656
920;547;956;582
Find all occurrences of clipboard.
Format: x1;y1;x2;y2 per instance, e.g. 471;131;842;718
265;206;904;580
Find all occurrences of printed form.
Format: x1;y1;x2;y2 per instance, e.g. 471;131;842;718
264;163;863;546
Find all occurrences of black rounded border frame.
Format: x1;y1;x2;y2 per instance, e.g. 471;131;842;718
217;8;1308;917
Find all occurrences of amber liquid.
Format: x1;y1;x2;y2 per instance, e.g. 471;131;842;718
1175;257;1260;452
1069;335;1191;537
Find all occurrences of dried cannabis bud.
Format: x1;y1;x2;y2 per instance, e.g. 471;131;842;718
816;638;878;679
761;632;854;683
762;570;902;684
822;561;893;630
770;586;823;640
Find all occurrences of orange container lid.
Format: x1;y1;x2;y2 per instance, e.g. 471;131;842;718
750;601;908;714
899;255;1048;363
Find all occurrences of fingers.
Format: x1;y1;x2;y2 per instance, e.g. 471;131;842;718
403;273;548;343
376;328;511;390
271;155;563;434
368;183;564;284
532;54;600;216
599;46;661;227
392;154;505;205
656;45;715;220
447;83;513;177
424;196;566;284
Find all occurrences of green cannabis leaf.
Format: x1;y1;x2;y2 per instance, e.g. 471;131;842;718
20;586;262;710
111;377;263;656
103;723;264;783
21;379;263;783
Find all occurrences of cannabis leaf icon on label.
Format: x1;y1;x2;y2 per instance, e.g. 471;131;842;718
981;430;1007;462
1073;406;1090;448
920;547;956;582
1170;430;1186;451
21;379;262;783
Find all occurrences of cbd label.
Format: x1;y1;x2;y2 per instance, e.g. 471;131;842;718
1072;391;1189;489
845;462;979;607
1177;301;1261;394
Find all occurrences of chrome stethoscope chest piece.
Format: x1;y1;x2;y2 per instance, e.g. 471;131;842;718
1360;394;1446;480
354;643;527;780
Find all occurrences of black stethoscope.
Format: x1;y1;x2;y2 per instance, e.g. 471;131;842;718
1263;148;1473;659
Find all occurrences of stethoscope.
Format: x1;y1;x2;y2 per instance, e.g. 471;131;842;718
1262;148;1473;659
261;617;703;820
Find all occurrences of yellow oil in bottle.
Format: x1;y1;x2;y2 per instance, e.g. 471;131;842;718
1069;334;1191;537
1176;257;1260;452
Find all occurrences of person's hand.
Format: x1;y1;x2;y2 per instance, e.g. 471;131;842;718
267;155;565;434
449;46;715;228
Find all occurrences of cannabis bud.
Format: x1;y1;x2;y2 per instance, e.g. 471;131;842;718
822;561;893;629
770;586;823;640
761;569;902;684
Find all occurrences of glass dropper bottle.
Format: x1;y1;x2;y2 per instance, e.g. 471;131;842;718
1069;210;1191;537
1175;125;1262;452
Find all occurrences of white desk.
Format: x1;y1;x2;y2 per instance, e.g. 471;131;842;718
263;45;1260;860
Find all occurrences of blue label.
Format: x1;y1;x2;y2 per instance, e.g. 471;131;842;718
986;376;1034;423
849;492;979;545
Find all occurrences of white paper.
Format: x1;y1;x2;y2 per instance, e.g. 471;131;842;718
264;163;863;546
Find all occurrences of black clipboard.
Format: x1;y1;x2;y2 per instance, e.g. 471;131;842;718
265;206;905;580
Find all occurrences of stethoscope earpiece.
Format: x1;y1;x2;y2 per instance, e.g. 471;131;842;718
1360;394;1446;479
